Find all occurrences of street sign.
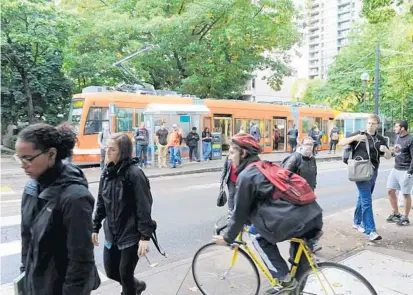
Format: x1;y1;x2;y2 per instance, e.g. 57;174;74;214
109;104;117;115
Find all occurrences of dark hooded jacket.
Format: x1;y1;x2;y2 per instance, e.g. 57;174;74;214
282;152;317;190
224;156;323;245
20;179;46;273
92;158;154;249
23;162;100;295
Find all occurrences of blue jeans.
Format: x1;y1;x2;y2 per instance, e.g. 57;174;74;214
136;144;147;167
175;149;182;165
354;169;378;234
169;146;179;168
203;142;211;160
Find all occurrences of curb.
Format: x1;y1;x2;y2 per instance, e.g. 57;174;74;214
144;155;342;179
88;156;342;184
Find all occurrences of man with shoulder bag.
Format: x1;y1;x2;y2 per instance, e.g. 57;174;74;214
339;114;392;241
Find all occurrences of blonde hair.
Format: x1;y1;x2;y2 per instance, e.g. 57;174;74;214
301;136;314;145
367;114;380;124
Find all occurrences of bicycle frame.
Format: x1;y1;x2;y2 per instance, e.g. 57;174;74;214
229;229;321;288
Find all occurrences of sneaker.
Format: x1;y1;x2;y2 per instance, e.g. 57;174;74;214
352;224;366;233
265;278;298;294
368;232;382;241
386;213;402;223
397;216;410;226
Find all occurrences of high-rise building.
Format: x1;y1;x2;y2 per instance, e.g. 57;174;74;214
308;0;363;80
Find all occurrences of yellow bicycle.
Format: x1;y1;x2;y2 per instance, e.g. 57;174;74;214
191;217;377;295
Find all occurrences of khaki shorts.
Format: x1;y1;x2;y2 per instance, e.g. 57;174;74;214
387;168;413;195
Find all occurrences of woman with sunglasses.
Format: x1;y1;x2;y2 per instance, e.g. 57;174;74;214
15;123;100;295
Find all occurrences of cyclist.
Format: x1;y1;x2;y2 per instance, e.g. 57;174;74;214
213;133;323;294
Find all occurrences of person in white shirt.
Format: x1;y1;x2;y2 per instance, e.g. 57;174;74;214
98;123;111;169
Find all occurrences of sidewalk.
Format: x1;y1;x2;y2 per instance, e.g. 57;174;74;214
83;151;342;183
92;198;413;295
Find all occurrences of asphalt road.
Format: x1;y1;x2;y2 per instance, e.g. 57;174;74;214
0;159;396;286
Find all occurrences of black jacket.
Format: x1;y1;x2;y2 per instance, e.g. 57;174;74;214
93;159;154;248
283;153;317;190
186;132;200;147
20;179;46;273
224;163;323;244
202;131;212;142
134;128;149;145
349;131;388;169
219;156;232;185
23;162;99;295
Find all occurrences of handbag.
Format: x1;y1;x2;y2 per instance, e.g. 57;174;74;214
347;134;374;182
216;183;227;207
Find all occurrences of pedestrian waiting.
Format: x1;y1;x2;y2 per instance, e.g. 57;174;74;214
386;120;413;226
186;127;201;162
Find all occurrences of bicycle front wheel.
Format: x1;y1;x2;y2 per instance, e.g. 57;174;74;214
297;261;377;295
192;242;260;295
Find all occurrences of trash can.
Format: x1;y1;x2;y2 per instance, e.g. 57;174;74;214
210;132;222;160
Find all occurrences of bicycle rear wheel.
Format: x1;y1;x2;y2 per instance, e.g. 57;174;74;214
192;242;260;295
297;261;377;295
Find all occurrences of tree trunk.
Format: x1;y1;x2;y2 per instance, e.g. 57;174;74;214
21;70;34;123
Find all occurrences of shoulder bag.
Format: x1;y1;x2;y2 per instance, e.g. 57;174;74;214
347;134;374;182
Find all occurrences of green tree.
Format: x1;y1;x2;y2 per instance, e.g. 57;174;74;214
1;0;73;125
303;11;413;121
63;0;300;98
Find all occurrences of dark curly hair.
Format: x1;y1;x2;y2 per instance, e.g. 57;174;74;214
18;123;76;161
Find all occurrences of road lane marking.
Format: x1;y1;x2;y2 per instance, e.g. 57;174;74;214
0;186;13;193
0;240;21;257
1;199;21;204
0;283;13;295
0;215;21;227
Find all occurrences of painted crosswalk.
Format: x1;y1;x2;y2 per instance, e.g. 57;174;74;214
0;215;21;227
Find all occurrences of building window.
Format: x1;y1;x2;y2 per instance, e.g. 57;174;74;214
116;108;133;132
134;108;145;128
84;107;109;135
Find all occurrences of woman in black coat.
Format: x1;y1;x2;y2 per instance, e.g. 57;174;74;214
15;123;100;295
92;133;154;295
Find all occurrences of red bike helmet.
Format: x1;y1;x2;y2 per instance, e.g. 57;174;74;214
231;133;262;154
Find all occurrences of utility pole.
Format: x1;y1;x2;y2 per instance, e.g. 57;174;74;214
374;43;380;115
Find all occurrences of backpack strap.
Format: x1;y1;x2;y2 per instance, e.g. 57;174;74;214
151;228;167;257
123;165;167;258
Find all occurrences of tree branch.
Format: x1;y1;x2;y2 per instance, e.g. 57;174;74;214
30;43;39;70
178;1;185;14
192;23;208;36
253;5;264;18
199;2;236;42
98;0;108;6
199;17;222;42
173;50;188;78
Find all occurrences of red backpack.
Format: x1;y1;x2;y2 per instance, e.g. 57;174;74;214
248;160;316;205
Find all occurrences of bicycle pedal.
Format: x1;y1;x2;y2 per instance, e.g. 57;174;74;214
312;246;322;253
